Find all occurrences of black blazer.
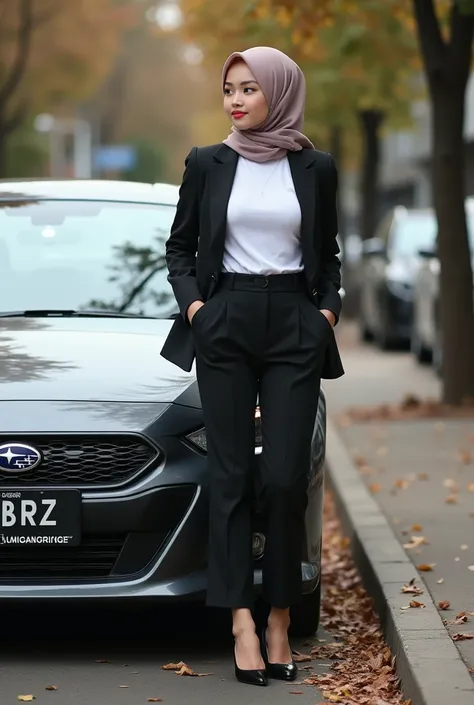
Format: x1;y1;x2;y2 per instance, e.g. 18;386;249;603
160;143;344;379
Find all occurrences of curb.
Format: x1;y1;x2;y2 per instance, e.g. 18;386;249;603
325;418;474;705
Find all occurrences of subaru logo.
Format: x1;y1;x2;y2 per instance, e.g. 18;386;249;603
0;443;42;473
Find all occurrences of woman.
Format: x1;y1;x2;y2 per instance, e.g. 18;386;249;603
161;45;344;687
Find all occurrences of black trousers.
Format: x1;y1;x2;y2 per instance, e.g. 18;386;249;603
192;272;331;610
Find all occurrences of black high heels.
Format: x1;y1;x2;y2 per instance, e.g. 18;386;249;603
233;643;268;687
260;627;298;681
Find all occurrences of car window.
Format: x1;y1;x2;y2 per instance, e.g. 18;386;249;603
388;210;474;258
0;199;178;317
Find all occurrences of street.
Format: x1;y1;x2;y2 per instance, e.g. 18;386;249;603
2;601;337;704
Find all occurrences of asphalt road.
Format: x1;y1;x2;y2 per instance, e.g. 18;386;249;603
1;601;333;704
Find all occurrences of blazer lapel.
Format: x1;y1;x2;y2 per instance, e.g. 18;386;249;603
287;149;318;249
209;144;238;251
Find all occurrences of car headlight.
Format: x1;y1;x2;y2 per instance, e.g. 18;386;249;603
186;406;263;454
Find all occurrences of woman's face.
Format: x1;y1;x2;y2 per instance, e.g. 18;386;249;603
223;59;269;130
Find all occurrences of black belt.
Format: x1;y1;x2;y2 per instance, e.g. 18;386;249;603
218;272;306;292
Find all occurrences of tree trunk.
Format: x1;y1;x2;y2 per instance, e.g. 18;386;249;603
412;0;474;405
431;82;474;403
358;109;384;240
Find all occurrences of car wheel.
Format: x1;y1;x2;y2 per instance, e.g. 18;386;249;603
289;582;322;637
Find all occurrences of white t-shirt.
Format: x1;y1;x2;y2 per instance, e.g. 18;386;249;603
222;155;303;275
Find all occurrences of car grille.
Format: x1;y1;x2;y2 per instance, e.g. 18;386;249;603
0;435;158;487
0;535;127;579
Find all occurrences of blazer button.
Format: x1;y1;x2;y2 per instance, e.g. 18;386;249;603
311;288;318;296
211;273;217;282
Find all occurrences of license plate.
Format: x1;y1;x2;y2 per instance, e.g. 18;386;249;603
0;489;81;547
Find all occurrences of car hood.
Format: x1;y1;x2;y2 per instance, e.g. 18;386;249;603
0;317;195;402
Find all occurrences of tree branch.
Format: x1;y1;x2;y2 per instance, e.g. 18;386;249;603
448;1;474;82
0;0;34;109
412;0;447;77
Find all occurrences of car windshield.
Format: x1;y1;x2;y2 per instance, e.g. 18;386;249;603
390;210;474;257
0;198;178;318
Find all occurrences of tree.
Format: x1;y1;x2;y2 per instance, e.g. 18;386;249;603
0;0;136;175
412;0;474;405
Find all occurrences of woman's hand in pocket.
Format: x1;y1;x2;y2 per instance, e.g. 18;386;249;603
187;300;205;325
319;309;336;327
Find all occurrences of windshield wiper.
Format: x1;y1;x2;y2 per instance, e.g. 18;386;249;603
0;309;159;319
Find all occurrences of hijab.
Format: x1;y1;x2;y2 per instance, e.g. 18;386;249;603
222;46;314;162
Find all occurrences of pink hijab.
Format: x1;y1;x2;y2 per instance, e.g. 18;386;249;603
222;46;314;162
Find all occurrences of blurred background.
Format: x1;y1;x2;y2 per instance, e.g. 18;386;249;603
1;0;474;406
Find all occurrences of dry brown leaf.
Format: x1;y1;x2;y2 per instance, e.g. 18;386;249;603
17;698;35;703
438;600;450;610
393;478;411;491
369;482;382;494
417;563;435;572
458;449;472;464
452;632;474;641
437;578;445;584
418;472;429;480
45;686;57;691
411;523;423;532
409;600;425;608
289;692;304;695
118;685;130;688
444;478;459;491
461;544;469;550
445;494;458;504
401;578;424;595
467;483;474;492
147;699;163;703
292;651;312;663
403;536;428;550
468;565;474;571
162;662;185;671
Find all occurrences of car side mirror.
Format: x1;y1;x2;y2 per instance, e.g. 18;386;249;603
418;248;437;259
362;237;386;257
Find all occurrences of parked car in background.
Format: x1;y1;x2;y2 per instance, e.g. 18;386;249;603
358;206;437;349
411;198;474;371
0;178;328;635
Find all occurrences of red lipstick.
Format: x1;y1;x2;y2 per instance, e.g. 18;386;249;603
232;111;247;119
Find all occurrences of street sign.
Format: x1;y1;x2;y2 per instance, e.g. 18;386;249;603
93;145;137;171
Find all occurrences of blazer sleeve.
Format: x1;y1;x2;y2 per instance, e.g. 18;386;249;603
318;152;342;323
165;147;203;322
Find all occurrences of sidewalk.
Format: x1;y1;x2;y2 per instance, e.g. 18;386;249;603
323;322;474;703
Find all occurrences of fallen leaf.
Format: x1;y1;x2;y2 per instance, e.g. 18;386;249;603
403;536;428;549
418;472;429;480
393;478;411;491
470;511;474;518
291;651;312;663
461;544;469;550
95;659;112;664
438;600;450;610
445;495;458;504
147;700;163;703
118;685;130;688
409;600;425;608
455;557;461;562
369;482;382;494
45;686;57;691
444;478;459;491
17;698;35;703
401;578;424;595
452;633;474;641
467;483;474;492
412;523;423;532
162;662;185;671
417;563;435;572
289;692;304;695
458;449;472;464
437;578;445;584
